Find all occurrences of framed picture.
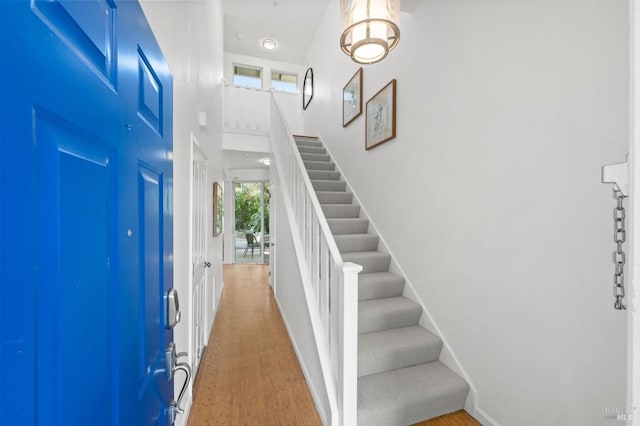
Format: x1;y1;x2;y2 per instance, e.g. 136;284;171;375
213;182;223;237
366;79;397;150
343;67;363;127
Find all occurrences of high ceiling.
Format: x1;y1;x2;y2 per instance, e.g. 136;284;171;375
222;0;331;65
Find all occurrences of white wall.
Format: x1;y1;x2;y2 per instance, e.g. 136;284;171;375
303;1;629;425
224;52;305;134
272;173;330;424
139;3;224;425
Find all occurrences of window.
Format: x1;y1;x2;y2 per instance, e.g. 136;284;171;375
271;70;298;94
233;64;262;89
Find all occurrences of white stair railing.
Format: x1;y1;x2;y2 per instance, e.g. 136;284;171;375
223;82;270;135
270;92;362;426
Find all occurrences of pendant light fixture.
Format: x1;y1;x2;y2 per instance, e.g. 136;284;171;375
340;0;400;65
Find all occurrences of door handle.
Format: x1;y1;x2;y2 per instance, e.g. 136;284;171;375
204;261;212;268
164;345;193;421
174;352;192;414
166;288;181;329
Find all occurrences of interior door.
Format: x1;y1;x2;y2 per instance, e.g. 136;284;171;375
269;178;277;291
0;1;177;424
192;138;208;375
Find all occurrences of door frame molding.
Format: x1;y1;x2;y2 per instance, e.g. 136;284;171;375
631;0;639;422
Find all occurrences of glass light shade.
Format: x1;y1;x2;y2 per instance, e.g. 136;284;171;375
262;39;277;50
340;0;400;64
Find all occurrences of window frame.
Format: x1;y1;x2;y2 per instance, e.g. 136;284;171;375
232;63;263;89
270;69;299;94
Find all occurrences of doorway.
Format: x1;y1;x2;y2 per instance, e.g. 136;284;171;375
233;181;270;264
191;136;208;376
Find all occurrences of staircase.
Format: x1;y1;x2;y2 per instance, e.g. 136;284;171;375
295;135;470;426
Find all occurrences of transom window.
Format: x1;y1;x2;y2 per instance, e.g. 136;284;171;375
271;70;298;94
233;64;262;89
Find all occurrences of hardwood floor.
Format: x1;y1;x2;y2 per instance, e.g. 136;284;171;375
187;264;480;426
413;410;481;426
188;264;321;425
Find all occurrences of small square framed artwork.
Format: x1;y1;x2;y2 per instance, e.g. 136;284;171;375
366;79;396;150
213;182;223;236
343;67;363;127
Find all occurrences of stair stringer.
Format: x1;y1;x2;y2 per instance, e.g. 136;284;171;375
315;135;479;415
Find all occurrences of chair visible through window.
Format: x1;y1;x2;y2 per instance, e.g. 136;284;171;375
244;232;260;258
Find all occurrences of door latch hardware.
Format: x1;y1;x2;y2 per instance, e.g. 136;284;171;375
166;288;181;329
174;352;191;414
164;346;192;418
165;401;178;425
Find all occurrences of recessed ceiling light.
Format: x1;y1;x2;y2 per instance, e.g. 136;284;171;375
262;39;277;50
259;158;271;166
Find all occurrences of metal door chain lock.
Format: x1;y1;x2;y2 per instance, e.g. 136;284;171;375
602;156;629;311
612;188;627;310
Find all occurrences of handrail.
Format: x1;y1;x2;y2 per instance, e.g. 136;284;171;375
269;90;361;426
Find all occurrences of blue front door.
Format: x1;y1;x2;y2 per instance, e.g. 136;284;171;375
0;1;175;424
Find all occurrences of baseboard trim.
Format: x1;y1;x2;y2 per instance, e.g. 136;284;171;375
274;296;330;426
474;406;500;426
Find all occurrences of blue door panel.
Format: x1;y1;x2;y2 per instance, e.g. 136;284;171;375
138;49;164;136
1;1;174;425
139;164;164;373
32;0;118;87
34;109;116;426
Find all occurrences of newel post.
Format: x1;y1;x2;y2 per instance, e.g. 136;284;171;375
340;262;362;426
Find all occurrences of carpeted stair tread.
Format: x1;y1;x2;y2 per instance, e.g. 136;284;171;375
359;326;443;377
309;170;341;181
357;362;469;426
295;137;470;426
335;234;379;253
342;251;391;273
294;136;322;147
358;296;421;333
312;179;346;192
321;204;360;218
298;146;326;155
358;272;405;301
304;161;335;171
327;218;369;235
301;152;331;163
317;191;353;204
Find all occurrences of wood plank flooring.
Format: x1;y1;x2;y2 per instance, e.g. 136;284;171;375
187;264;480;426
414;410;482;426
188;264;321;425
